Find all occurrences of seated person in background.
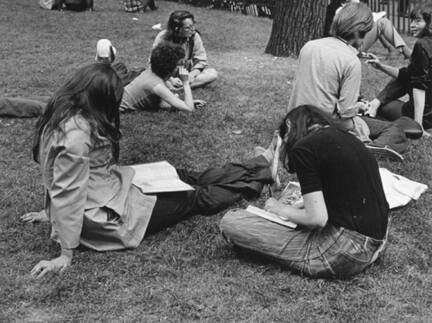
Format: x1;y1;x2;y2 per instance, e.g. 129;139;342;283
152;10;218;90
22;63;276;277
367;5;432;135
335;0;411;58
120;42;202;113
288;2;410;161
123;0;157;12
221;105;389;279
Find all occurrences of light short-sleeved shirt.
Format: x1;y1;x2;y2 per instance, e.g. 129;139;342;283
288;37;361;119
120;69;165;111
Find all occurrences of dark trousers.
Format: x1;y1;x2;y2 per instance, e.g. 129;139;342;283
0;97;49;118
145;156;273;235
361;116;408;153
377;78;432;129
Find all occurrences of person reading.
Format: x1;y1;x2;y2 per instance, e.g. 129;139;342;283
21;63;277;278
220;105;389;279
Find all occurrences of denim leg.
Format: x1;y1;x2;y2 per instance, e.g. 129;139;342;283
220;211;383;279
361;116;408;153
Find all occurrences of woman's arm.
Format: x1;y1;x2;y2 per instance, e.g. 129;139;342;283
367;55;400;78
265;191;328;229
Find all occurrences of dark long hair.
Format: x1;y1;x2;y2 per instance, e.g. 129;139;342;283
165;10;195;43
279;105;334;173
410;4;432;38
150;42;185;79
33;63;123;162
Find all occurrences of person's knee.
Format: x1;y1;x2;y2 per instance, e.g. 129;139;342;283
207;68;218;82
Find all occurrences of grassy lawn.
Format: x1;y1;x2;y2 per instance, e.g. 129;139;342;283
1;0;431;321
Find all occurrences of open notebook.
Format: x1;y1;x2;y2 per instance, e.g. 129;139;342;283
245;182;302;229
131;161;194;194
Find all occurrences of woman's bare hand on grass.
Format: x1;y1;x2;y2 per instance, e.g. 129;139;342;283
21;210;48;223
30;255;71;279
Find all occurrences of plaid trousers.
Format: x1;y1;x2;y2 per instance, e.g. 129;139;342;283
123;0;145;12
220;210;386;279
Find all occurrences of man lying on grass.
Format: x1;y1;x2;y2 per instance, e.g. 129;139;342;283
221;105;389;279
21;63;276;278
120;42;205;113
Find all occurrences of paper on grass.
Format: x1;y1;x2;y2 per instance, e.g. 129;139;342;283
379;168;428;209
246;205;297;229
131;161;194;193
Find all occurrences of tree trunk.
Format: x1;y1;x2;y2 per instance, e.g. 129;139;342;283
265;0;328;57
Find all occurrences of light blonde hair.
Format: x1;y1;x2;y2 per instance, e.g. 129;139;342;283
331;2;373;41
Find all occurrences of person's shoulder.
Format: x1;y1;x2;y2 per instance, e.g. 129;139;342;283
156;29;168;39
414;36;432;51
61;115;92;154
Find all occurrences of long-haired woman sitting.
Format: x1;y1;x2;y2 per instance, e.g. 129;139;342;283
221;105;389;279
22;63;275;278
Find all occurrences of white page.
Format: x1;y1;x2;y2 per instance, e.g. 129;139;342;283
246;205;297;229
131;161;194;193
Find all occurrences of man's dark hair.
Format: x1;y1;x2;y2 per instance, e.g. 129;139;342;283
150;42;185;79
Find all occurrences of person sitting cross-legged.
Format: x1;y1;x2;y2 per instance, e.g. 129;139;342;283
152;10;218;90
220;106;389;279
288;2;413;162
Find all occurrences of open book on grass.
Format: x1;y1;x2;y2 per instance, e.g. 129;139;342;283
131;161;194;194
245;182;302;229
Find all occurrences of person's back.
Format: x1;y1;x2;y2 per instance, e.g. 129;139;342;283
120;69;164;111
291;126;388;239
288;37;361;117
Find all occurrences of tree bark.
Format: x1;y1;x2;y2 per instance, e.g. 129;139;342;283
265;0;328;57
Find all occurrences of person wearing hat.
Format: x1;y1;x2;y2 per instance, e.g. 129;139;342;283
288;2;410;161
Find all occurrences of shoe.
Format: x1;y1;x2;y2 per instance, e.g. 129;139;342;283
394;116;423;139
365;144;404;162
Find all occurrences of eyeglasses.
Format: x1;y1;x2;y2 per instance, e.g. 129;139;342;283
182;24;195;31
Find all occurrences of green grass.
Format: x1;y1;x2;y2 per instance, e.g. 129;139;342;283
1;0;432;321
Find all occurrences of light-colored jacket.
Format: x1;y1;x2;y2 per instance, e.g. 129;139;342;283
152;30;208;71
39;115;156;251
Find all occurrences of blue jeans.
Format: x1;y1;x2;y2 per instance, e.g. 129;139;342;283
220;210;386;279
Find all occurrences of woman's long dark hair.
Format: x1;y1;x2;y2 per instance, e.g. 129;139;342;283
33;63;124;162
165;10;195;43
279;105;334;173
410;4;432;38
